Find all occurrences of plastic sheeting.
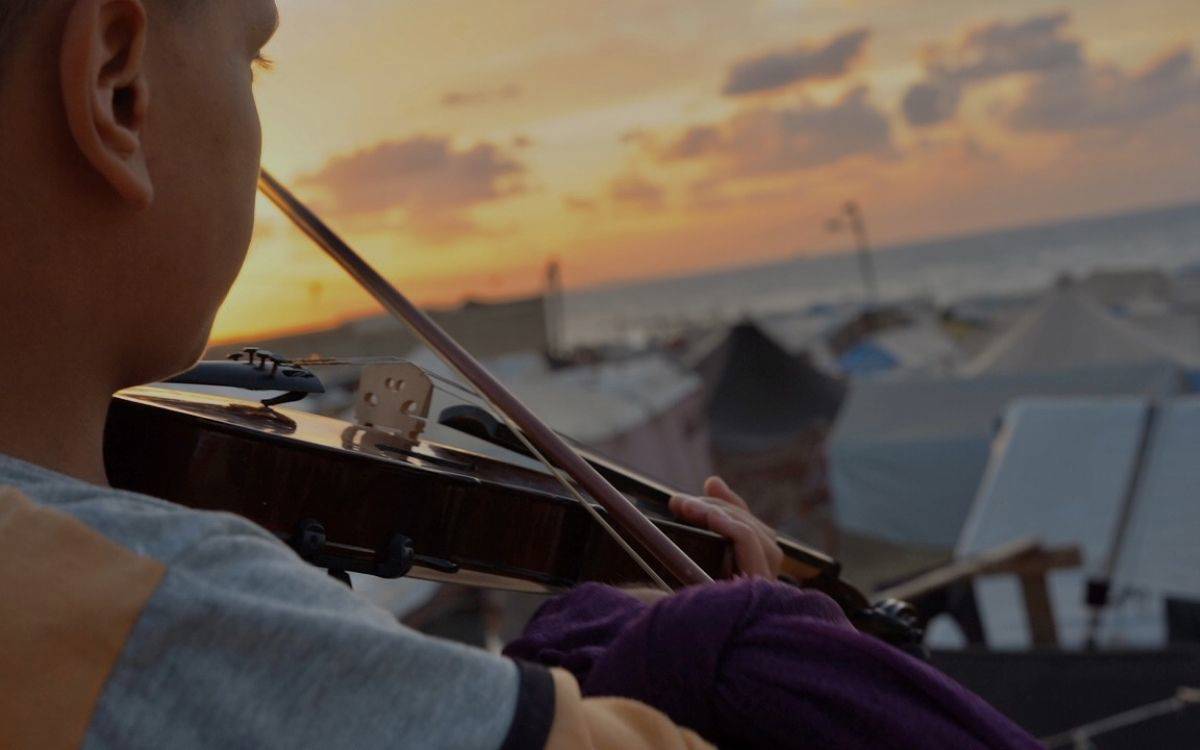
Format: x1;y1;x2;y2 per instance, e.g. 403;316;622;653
703;323;845;455
951;396;1200;650
962;286;1196;376
829;364;1183;548
1111;399;1200;601
840;322;962;376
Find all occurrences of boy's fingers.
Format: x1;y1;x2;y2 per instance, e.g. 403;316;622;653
708;511;771;577
702;476;750;511
669;494;781;578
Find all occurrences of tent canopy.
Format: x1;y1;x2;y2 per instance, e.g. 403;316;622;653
829;363;1184;548
962;285;1195;377
952;396;1200;650
705;322;845;454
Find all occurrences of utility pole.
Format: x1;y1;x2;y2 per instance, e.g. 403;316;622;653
826;200;879;306
544;258;564;360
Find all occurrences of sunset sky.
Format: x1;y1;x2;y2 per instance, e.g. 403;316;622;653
212;0;1200;342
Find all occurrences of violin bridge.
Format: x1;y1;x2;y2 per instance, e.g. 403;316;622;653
354;363;433;443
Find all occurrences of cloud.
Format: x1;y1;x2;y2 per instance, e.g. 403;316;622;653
608;174;667;212
902;12;1082;126
441;84;523;108
619;129;656;148
900;11;1200;132
661;125;723;160
1007;46;1200;131
901;81;962;128
723;28;870;96
563;195;598;213
657;86;894;176
945;12;1081;80
299;135;525;237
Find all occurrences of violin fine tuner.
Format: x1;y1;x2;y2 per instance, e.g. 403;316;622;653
167;347;325;407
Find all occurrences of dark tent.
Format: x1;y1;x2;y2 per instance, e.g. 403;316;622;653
704;322;846;454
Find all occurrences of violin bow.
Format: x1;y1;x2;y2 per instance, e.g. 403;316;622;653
258;169;711;591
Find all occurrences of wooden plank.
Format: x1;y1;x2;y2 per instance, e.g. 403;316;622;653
877;540;1082;602
877;537;1039;601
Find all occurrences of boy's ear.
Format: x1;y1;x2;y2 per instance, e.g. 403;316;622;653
60;0;153;209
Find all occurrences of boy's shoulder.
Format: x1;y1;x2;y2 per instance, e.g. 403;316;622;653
0;452;273;566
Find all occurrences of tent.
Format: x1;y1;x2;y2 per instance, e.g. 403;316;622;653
1080;268;1171;310
703;322;845;455
829;364;1184;548
950;396;1200;650
837;342;899;375
384;347;715;491
838;321;962;376
961;285;1196;376
755;306;854;358
495;354;715;491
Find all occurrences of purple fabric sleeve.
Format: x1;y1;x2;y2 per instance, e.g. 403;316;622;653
505;580;1043;749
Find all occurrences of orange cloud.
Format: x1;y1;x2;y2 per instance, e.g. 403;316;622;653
723;28;872;96
652;86;895;179
298;135;526;239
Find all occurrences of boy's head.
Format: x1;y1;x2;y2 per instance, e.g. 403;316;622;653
0;0;278;388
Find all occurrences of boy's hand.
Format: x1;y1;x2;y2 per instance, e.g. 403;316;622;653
668;476;783;579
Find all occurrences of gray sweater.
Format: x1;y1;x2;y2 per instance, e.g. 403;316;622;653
0;452;534;749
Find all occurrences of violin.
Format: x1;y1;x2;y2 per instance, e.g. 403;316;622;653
102;170;920;647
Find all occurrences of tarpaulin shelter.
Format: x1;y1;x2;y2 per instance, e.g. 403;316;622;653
838;321;962;376
961;285;1197;377
505;354;715;491
951;396;1200;650
410;349;716;492
829;364;1184;548
705;322;845;455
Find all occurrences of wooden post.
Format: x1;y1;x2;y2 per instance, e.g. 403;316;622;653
1018;572;1058;647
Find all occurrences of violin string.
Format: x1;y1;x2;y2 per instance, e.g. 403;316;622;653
423;371;671;590
481;409;672;591
301;355;671;590
425;366;671;590
295;356;507;409
293;355;410;367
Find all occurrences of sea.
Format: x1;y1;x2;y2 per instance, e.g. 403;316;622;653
561;202;1200;347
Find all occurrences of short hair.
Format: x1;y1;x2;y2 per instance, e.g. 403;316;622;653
1;1;186;82
0;1;38;63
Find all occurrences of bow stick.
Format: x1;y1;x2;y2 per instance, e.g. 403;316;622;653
258;169;712;590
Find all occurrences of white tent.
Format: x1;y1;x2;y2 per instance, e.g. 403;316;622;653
1126;311;1200;359
424;352;714;492
1080;268;1171;310
961;285;1196;376
841;319;963;376
829;364;1183;548
508;355;714;489
951;396;1200;650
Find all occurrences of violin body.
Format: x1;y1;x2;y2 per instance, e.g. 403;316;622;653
105;386;732;590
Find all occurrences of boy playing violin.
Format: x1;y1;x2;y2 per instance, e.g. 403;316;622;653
0;1;1040;748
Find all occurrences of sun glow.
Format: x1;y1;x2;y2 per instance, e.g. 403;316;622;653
210;0;1200;343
